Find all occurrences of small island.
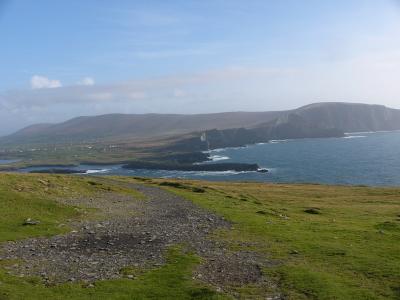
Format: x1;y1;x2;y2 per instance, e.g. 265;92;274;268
122;161;264;172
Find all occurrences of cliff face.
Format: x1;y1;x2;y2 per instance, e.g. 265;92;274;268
199;102;400;150
168;112;345;151
258;113;345;140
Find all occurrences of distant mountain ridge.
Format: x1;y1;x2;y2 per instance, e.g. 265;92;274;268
283;102;400;132
2;102;400;146
2;111;282;144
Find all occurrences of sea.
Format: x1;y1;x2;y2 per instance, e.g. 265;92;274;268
17;131;400;186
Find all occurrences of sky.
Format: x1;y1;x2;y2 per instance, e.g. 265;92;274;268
1;0;400;135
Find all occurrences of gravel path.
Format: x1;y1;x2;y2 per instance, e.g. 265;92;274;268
1;179;276;295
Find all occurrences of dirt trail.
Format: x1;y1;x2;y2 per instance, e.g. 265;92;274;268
1;179;275;295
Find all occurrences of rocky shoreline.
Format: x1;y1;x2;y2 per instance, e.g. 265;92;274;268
6;150;268;174
122;161;262;172
29;169;87;174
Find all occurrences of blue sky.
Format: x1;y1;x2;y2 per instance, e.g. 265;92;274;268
1;0;400;134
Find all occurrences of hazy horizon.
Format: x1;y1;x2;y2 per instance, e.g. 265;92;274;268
1;0;400;135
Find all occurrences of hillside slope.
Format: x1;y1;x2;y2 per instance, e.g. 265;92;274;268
1;102;400;145
1;111;282;144
285;102;400;132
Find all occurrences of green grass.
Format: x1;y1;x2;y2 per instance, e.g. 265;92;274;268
0;173;144;241
0;174;224;299
2;174;400;299
145;179;400;300
0;137;164;170
0;247;226;300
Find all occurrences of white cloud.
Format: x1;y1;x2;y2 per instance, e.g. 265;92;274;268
5;65;400;113
87;92;113;101
30;75;62;89
78;77;95;86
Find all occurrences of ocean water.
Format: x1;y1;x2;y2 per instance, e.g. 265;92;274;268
0;159;20;165
20;131;400;186
202;131;400;186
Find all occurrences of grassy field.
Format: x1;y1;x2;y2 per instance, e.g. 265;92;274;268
142;179;400;299
0;173;145;242
0;135;178;171
0;174;399;299
0;174;224;300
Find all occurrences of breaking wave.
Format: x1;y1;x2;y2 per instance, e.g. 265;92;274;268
209;155;230;161
343;136;367;139
85;169;111;174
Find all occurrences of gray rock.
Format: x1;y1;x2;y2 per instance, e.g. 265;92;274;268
23;218;40;226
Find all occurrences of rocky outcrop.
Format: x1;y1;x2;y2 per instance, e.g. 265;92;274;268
29;169;87;174
122;161;260;172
